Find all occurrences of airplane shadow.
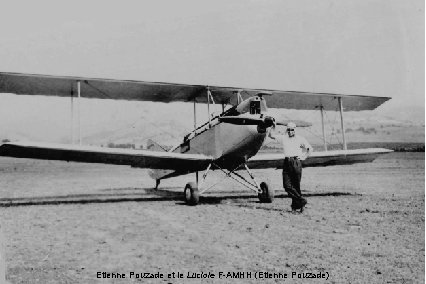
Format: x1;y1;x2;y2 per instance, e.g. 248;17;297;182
0;187;358;207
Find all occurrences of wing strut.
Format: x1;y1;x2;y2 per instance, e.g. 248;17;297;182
338;97;347;150
320;106;328;151
237;90;243;104
193;97;197;130
77;80;82;145
193;96;199;183
206;86;216;127
70;84;74;143
70;80;82;145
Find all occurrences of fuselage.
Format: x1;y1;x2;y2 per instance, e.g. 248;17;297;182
178;119;268;170
149;95;274;180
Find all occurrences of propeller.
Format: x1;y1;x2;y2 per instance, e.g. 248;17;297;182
219;116;264;125
219;116;312;129
219;115;275;127
275;120;312;127
219;115;276;134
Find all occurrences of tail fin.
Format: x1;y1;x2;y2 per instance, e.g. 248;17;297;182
146;139;174;182
146;139;168;151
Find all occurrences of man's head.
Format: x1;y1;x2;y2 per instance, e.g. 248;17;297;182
287;122;296;137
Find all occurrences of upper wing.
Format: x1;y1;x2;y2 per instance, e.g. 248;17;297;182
0;142;213;171
256;91;390;111
0;72;205;103
247;148;393;169
0;72;390;111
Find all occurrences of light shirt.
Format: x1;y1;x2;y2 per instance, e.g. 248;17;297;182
282;134;312;160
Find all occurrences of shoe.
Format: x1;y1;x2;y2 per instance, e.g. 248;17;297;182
300;198;307;212
291;198;307;210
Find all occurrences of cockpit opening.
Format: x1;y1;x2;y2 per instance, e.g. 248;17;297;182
236;96;268;115
250;98;261;114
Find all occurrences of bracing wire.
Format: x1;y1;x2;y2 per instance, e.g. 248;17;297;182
323;107;341;147
83;81;187;148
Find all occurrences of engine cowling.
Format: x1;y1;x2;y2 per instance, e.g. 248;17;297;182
257;115;275;133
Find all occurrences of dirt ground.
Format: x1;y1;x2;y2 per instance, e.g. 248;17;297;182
0;152;424;284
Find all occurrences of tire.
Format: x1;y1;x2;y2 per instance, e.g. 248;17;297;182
258;182;274;203
184;182;199;206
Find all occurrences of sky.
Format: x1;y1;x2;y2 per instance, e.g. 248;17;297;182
0;0;424;142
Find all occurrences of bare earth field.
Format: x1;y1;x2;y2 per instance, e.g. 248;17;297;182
0;152;424;284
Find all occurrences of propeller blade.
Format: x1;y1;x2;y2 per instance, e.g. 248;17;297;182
276;120;312;127
219;115;276;129
219;116;263;125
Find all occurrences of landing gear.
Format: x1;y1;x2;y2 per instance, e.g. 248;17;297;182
258;182;274;203
182;162;274;206
154;179;160;190
184;182;199;206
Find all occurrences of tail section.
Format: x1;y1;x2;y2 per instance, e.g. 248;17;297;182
146;139;175;185
146;139;168;151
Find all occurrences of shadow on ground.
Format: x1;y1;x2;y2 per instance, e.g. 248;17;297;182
0;186;357;207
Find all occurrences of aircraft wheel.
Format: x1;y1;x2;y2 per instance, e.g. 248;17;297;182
184;182;199;206
258;182;274;203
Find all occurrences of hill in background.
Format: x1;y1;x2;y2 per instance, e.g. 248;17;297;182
0;94;423;149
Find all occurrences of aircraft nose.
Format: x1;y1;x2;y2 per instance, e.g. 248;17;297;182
263;116;275;128
257;116;275;133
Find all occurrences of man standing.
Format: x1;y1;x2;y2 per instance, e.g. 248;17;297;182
270;122;312;212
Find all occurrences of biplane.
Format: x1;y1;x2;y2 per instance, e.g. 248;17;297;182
0;72;392;205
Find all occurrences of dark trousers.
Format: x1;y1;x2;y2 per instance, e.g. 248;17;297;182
282;157;306;209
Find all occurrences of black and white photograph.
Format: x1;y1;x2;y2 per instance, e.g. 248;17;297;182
0;0;424;283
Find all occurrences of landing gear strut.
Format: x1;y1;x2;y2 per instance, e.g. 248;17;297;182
183;162;274;205
154;179;160;190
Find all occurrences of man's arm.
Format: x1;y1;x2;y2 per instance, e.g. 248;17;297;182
268;127;277;140
302;137;313;158
281;135;287;159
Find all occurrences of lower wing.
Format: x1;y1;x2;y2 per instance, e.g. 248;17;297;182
0;141;213;171
247;148;393;169
0;142;393;171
